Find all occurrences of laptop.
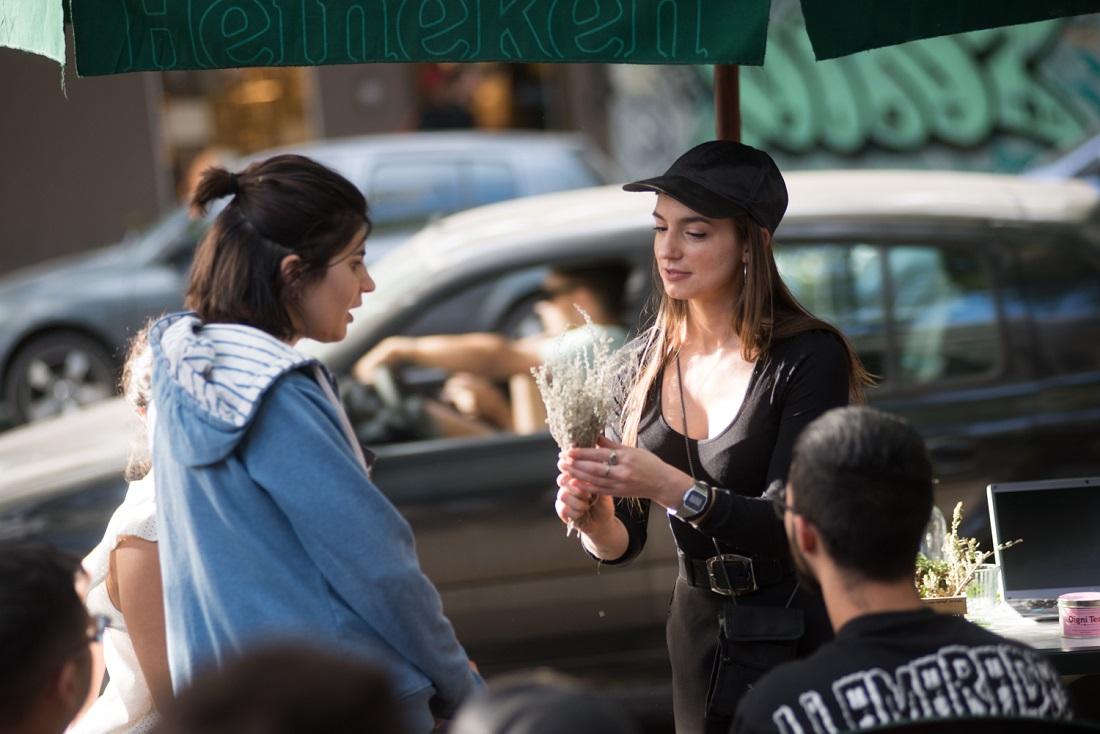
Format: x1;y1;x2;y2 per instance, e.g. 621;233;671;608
987;477;1100;619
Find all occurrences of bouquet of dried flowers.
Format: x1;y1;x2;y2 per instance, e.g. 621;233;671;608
916;501;1021;598
532;308;634;535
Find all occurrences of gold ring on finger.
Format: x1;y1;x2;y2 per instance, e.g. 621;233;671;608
603;462;612;477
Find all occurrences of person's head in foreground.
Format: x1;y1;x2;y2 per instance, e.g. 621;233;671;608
783;405;934;597
450;669;641;734
154;643;406;734
0;543;95;734
188;153;374;344
731;406;1073;733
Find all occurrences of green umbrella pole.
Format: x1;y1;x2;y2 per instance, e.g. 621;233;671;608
715;65;741;141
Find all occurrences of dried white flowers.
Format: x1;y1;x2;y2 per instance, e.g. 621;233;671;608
532;308;630;535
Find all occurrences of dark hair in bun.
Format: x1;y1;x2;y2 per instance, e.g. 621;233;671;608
186;154;370;340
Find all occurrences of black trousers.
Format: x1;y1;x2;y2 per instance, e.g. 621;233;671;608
665;576;833;734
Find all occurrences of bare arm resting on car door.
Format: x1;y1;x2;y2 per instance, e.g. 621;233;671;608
353;333;543;384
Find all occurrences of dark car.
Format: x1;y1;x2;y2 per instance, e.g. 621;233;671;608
2;171;1099;715
0;131;613;427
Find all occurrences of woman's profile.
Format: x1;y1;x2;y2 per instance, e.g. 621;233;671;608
555;140;872;733
149;154;478;732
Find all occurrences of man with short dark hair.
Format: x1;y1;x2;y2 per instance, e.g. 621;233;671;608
0;543;96;734
733;407;1073;734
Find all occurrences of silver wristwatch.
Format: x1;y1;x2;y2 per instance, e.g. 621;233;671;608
670;480;712;521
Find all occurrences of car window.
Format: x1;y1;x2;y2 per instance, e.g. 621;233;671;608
1018;237;1100;374
774;243;888;381
523;151;608;193
403;266;549;339
888;245;1001;386
468;162;517;208
367;160;465;230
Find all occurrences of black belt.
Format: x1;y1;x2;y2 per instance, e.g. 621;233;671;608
678;551;793;596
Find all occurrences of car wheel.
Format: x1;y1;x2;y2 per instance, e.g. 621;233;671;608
4;332;118;425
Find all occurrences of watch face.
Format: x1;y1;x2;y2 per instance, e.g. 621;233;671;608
684;485;709;513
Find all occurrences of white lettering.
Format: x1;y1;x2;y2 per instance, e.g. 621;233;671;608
772;643;1070;730
773;705;804;734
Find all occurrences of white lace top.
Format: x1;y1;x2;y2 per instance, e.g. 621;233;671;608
70;474;159;734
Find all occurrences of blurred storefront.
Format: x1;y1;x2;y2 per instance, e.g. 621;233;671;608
162;61;604;202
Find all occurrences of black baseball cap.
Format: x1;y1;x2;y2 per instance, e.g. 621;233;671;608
623;140;788;233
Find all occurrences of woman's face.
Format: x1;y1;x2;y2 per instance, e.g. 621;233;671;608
652;194;745;305
290;224;374;343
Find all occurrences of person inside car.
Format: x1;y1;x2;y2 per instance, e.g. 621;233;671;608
352;262;630;436
734;406;1072;733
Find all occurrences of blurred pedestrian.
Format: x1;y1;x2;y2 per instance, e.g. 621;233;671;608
72;326;170;734
0;543;96;734
555;141;873;733
149;154;478;733
155;643;406;734
450;670;641;734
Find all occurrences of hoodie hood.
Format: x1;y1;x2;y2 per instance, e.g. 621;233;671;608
149;312;318;466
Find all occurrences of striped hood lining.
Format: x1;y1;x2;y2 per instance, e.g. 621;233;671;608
154;314;316;428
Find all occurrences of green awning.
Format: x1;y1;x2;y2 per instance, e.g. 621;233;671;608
0;0;65;66
49;1;1100;77
69;0;772;76
802;0;1100;60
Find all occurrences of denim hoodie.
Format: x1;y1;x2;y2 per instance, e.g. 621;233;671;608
148;313;476;726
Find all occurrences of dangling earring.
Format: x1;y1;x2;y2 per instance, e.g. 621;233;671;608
743;262;748;279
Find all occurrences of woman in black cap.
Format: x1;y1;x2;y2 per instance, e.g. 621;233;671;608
555;140;872;734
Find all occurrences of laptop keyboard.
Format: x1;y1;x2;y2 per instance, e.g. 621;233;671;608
1007;598;1059;618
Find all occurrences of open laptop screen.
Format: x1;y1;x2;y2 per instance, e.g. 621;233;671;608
988;477;1100;599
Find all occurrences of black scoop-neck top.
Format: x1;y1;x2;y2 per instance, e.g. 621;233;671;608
608;329;850;562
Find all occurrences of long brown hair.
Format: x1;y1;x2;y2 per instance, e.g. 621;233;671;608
619;214;873;447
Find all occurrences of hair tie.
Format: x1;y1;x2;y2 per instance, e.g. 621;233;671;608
228;172;240;196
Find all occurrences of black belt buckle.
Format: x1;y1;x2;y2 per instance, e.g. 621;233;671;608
706;554;757;596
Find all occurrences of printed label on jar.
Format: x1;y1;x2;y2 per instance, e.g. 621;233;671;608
1059;592;1100;638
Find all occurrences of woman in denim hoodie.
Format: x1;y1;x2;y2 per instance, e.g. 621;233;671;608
149;155;478;732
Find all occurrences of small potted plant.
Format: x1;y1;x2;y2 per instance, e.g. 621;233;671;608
915;502;1020;615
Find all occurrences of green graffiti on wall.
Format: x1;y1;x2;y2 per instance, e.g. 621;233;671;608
724;21;1089;155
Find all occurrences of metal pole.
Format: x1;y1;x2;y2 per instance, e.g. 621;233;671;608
714;65;741;141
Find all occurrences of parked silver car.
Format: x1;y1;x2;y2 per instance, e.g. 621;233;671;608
0;131;612;427
3;171;1100;717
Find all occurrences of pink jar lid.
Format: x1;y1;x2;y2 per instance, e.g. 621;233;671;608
1058;592;1100;608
